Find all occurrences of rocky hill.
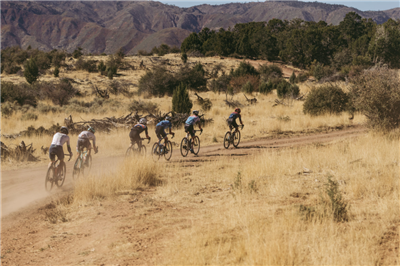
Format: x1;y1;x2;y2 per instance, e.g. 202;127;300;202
1;1;399;54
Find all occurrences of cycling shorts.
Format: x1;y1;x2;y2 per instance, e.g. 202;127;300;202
155;125;167;140
129;129;141;142
227;118;238;129
49;145;64;161
184;124;195;137
77;138;91;151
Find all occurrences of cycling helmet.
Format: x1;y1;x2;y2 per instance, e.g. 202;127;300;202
88;126;96;134
60;126;69;135
192;110;199;116
235;108;241;113
139;118;147;125
165;116;172;121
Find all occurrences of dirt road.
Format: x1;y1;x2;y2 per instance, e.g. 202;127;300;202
1;126;365;218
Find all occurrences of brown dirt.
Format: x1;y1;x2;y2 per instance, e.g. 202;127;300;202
2;125;397;265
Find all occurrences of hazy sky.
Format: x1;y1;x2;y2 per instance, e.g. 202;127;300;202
159;1;400;11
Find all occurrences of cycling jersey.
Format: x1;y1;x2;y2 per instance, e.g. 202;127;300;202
51;132;70;147
131;124;148;135
185;115;200;126
228;112;241;121
156;120;172;130
78;131;96;146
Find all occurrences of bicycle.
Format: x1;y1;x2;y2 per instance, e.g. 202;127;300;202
45;154;72;191
180;130;202;157
152;134;174;161
126;137;150;157
224;125;244;149
72;147;96;179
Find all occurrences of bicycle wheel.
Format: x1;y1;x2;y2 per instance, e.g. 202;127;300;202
125;147;133;157
164;141;173;161
233;130;241;148
45;167;54;191
72;157;81;180
84;155;92;176
192;136;200;155
223;132;231;149
180;137;189;157
152;143;160;161
140;145;147;156
55;162;66;187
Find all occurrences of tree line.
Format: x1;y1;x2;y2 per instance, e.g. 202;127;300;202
180;12;400;69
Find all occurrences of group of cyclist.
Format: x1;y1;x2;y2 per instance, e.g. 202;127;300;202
48;108;243;174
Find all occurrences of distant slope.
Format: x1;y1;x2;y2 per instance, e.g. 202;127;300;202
1;1;399;54
132;28;191;53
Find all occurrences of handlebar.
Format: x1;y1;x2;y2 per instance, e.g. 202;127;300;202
139;137;151;144
64;154;72;161
193;130;203;135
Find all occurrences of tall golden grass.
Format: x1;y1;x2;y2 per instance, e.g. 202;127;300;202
161;134;399;265
73;156;161;203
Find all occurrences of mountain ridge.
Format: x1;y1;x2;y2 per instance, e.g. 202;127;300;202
1;1;399;54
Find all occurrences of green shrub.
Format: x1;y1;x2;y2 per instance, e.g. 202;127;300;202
3;63;22;74
258;81;273;95
241;81;254;94
76;58;97;72
231;61;258;77
181;52;188;64
138;67;178;96
258;64;283;79
24;57;39;84
37;103;60;114
295;72;309;83
1;81;38;107
172;83;193;114
312;62;335;81
289;71;296;84
21;113;38;121
276;80;299;98
1;101;17;117
128;100;159;113
303;85;349;116
72;47;83;59
352;55;372;67
175;63;207;91
53;66;59;77
350;67;400;130
42;79;79;106
205;51;217;57
98;60;106;72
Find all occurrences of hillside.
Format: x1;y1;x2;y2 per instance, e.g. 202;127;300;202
1;1;399;54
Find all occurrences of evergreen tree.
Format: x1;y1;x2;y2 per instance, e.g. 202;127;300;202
172;83;193;114
24;57;39;84
181;52;188;64
289;71;296;84
54;66;59;77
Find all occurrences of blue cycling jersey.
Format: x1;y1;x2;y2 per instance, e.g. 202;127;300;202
229;112;241;120
156;120;172;129
185;115;200;126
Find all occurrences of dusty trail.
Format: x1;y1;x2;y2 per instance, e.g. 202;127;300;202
1;126;365;218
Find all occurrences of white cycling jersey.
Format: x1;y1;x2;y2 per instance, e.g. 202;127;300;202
78;131;96;146
51;132;70;146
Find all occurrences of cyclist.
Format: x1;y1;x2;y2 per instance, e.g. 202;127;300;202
227;107;244;133
129;118;150;151
48;126;72;175
155;116;175;153
76;126;98;164
184;110;203;153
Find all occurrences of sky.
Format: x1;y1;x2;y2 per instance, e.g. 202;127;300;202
159;1;400;11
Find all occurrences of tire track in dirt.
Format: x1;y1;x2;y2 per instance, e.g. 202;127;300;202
1;126;366;217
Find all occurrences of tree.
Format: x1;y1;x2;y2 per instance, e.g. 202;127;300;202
53;66;59;77
181;33;202;53
24;57;39;84
289;71;296;84
73;47;83;59
172;83;193;114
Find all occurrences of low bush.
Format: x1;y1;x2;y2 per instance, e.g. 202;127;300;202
242;81;254;94
138;67;178;96
75;58;97;72
21;112;38;121
312;62;335;81
229;74;259;94
259;64;283;80
259;81;273;95
175;63;207;91
350;66;400;130
108;80;133;97
295;72;309;83
205;51;217;57
231;61;258;77
128;100;159;114
1;81;38;107
37;103;61;114
276;80;299;98
42;79;79;106
303;84;349;116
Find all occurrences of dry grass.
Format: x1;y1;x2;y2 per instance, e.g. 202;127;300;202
159;134;399;265
73;156;161;204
